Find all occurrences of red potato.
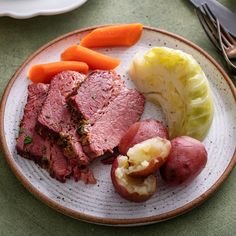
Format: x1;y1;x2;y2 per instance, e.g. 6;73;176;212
111;155;157;202
160;136;207;186
119;119;169;155
127;137;171;177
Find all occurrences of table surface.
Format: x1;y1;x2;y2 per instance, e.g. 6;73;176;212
0;0;235;235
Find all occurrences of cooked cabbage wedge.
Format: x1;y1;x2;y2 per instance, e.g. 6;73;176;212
129;47;214;140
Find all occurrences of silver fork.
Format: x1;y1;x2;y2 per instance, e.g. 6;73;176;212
195;3;236;73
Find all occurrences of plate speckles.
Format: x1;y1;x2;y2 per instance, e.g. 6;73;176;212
0;26;235;226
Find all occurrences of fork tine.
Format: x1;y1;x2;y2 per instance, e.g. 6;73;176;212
202;3;232;48
203;4;216;23
216;19;236;74
217;19;236;60
195;7;221;51
199;5;222;43
204;3;235;44
219;24;236;45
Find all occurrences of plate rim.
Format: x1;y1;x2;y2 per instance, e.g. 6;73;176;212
0;0;87;19
0;25;235;226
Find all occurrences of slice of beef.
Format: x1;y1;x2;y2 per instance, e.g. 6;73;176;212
68;70;124;123
73;166;96;184
49;144;72;182
83;89;145;157
16;83;50;166
37;71;89;165
16;83;72;182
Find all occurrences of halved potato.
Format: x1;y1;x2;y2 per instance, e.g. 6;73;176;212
127;137;171;177
111;155;157;202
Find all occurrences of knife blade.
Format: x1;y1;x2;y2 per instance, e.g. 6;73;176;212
191;0;236;37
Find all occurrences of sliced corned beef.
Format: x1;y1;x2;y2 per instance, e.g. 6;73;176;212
68;70;124;123
49;144;72;182
73;166;96;184
16;83;72;182
83;89;145;157
16;83;50;166
37;71;89;165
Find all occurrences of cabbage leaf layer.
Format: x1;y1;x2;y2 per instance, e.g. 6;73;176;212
129;47;214;140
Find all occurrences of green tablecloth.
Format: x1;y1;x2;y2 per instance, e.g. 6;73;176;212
0;0;235;235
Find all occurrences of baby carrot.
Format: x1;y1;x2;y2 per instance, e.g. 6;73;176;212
61;45;120;70
28;61;89;83
80;23;143;48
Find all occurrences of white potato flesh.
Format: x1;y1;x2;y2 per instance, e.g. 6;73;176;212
127;137;171;166
115;156;156;195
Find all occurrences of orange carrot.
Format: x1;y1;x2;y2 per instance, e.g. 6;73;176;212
61;45;120;70
28;61;89;83
80;23;143;48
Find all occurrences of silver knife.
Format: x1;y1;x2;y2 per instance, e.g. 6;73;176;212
191;0;236;37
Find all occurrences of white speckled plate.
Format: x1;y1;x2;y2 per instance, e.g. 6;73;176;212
0;26;235;226
0;0;87;19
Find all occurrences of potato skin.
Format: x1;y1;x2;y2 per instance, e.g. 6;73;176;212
160;136;207;185
119;119;169;155
111;157;157;202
